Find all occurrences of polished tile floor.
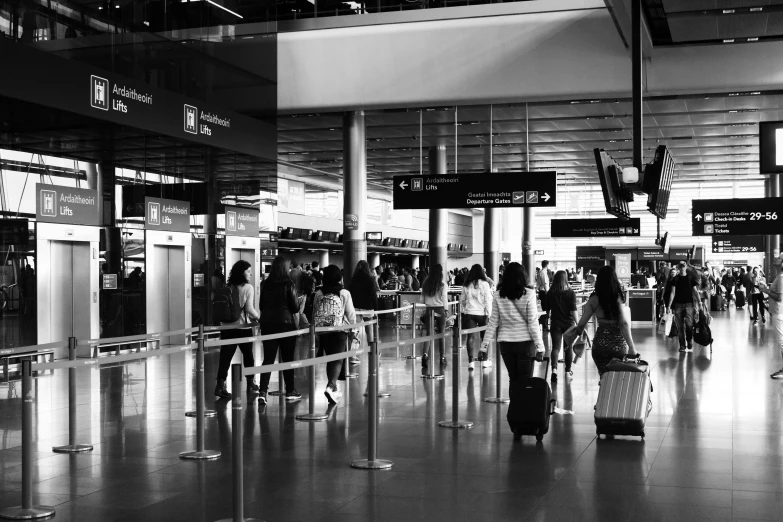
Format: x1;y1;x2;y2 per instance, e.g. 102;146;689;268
2;306;783;521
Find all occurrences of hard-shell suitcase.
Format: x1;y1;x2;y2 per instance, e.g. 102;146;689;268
595;357;651;439
736;290;746;308
507;357;556;441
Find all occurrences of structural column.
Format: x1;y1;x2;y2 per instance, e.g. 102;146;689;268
319;251;330;269
343;111;368;289
484;207;500;281
369;253;381;270
771;174;781;264
521;207;536;280
428;145;448;272
411;256;420;271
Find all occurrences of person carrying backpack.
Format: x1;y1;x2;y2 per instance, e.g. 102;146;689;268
313;265;357;405
214;260;260;400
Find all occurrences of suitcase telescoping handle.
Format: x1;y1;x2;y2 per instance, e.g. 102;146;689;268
535;355;550;376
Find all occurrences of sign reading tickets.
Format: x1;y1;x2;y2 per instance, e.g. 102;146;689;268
224;206;259;238
692;197;783;236
144;197;189;232
36;184;100;226
615;253;632;286
711;235;762;253
551;218;640;238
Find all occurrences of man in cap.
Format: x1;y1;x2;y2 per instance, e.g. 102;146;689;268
665;260;702;352
761;255;783;378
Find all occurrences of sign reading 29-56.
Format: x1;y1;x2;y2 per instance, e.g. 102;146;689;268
692;197;783;236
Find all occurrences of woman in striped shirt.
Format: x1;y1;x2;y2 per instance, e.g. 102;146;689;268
421;264;449;367
480;262;545;387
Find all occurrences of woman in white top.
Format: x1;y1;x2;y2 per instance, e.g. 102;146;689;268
421;264;449;367
313;265;356;405
215;260;260;400
460;264;493;370
481;262;545;387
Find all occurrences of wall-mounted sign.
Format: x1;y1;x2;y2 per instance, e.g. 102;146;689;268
638;248;666;260
551;218;640;238
344;214;359;231
576;246;605;263
392;172;557;209
692;197;783;236
534;250;545;256
615;253;632;285
36;184;100;226
144;197;190;233
711;236;762;253
277;179;305;214
224;206;259;238
193;273;205;288
605;248;638;261
102;273;117;290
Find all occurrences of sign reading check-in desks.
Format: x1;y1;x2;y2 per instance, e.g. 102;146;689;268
144;197;190;232
36;183;100;226
392;172;557;210
711;236;763;254
692;197;783;236
224;206;259;238
551;218;641;238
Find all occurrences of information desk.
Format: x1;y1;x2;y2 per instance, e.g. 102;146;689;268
626;288;656;326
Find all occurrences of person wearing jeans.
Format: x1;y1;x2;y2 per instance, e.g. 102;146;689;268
421;264;449;366
751;267;767;324
546;270;578;383
459;264;493;369
665;261;702;352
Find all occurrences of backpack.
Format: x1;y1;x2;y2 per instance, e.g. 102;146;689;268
314;293;345;327
693;309;713;348
213;285;242;324
411;275;420;291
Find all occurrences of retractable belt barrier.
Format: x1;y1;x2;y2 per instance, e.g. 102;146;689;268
0;340;69;357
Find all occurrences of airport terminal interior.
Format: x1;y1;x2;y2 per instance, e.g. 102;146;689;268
3;0;783;520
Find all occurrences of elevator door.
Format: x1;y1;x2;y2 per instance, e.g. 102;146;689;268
149;245;186;345
50;241;91;342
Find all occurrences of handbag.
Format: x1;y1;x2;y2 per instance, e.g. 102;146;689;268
658;313;673;336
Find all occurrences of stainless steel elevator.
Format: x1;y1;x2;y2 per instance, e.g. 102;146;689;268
225;236;260;312
145;231;192;346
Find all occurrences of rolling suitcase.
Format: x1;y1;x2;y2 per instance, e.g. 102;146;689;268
595;356;651;440
507;357;556;441
735;289;746;308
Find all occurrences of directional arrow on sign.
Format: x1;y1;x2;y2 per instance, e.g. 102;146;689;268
633;229;639;233
399;181;408;190
543;193;550;202
695;214;702;221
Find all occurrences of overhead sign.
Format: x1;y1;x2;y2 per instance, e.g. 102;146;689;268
606;248;638;261
615;253;632;285
534;250;545;255
638;248;666;260
551;218;640;238
145;197;190;233
392;172;557;210
36;184;100;226
712;236;762;253
224;206;259;238
0;219;29;247
102;274;117;290
278;179;305;214
193;274;205;288
692;198;783;236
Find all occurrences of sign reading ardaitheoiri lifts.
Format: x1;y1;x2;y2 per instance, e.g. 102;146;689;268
36;184;100;226
224;206;259;238
392;172;557;210
692;197;783;236
144;197;190;233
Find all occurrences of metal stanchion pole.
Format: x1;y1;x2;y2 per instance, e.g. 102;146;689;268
53;337;93;453
181;328;222;460
406;305;420;359
484;340;509;404
422;308;443;380
216;364;260;522
439;305;472;429
364;319;390;398
345;319;359;379
350;324;393;470
296;324;328;421
0;359;55;520
187;325;217;417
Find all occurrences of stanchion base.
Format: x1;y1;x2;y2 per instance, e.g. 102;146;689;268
364;392;391;397
185;409;216;418
345;373;359;379
438;420;474;429
0;505;56;520
295;413;329;421
350;459;394;470
52;444;93;453
484;397;510;404
179;449;222;460
267;390;283;396
422;374;444;380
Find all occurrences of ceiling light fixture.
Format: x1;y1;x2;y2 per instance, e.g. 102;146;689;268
204;0;243;18
723;39;735;43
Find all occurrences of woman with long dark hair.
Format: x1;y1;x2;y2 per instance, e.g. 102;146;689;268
421;264;449;366
313;265;357;404
574;266;637;375
349;260;378;363
459;264;493;369
481;262;545;395
214;260;260;400
545;270;578;383
257;256;302;405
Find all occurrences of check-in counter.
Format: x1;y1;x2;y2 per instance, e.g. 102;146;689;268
626;288;656;326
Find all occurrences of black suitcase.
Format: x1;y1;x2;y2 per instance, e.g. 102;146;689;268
710;295;718;312
507;357;556;441
735;290;746;308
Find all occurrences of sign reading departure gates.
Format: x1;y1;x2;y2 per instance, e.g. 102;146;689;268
551;218;640;238
36;184;100;226
711;236;763;253
224;206;259;238
692;197;783;236
144;197;190;233
392;172;557;209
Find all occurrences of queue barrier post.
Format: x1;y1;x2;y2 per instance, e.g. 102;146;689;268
0;359;56;520
186;324;217;418
422;308;444;380
405;304;420;360
181;326;222;461
215;364;261;522
484;338;509;404
350;322;393;471
295;324;328;421
364;315;390;398
52;337;94;454
439;304;473;429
